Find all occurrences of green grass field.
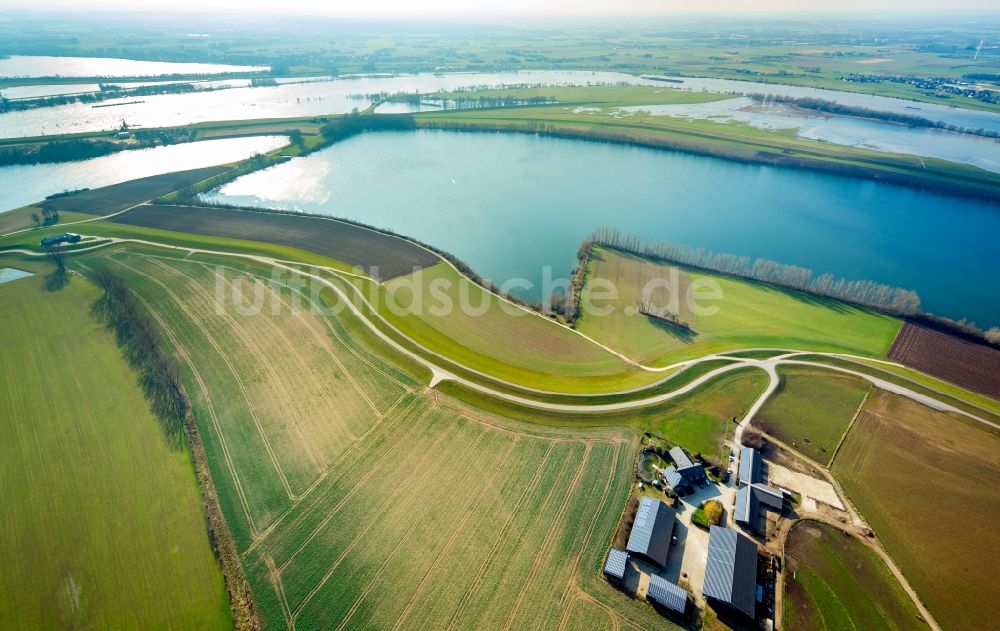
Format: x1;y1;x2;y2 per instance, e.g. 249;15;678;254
438;366;768;464
0;206;94;236
367;262;655;391
577;247;901;366
753;365;871;465
783;520;923;631
0;264;231;629
72;246;684;630
833;391;1000;631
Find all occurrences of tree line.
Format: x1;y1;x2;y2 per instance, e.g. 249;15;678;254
751;93;1000;139
591;226;923;317
0;128;197;167
90;269;189;446
31;206;61;228
0;81;204;113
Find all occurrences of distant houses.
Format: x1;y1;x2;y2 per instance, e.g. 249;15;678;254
663;446;707;493
703;526;758;619
735;447;787;533
626;497;676;568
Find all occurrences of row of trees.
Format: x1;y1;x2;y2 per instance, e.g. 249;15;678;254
90;270;189;445
30;206;61;229
0;127;198;168
591;226;923;317
0;81;203;113
751;93;1000;139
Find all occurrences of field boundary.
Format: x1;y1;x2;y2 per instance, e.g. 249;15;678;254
829;389;871;466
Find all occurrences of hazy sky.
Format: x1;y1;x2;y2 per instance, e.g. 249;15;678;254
4;0;997;17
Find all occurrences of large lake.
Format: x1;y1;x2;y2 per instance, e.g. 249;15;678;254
1;67;997;172
0;55;268;78
203;130;1000;327
0;135;287;213
0;70;652;138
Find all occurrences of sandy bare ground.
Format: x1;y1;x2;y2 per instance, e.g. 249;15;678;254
766;462;843;510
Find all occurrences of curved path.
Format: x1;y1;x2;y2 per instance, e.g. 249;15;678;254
9;234;981;631
6;236;995;432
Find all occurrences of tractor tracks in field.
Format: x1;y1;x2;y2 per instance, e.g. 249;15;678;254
290;412;477;621
109;254;296;500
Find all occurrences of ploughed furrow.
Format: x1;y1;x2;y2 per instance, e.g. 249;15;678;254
145;256;328;490
285;410;478;617
304;427;525;630
244;393;429;558
450;441;588;630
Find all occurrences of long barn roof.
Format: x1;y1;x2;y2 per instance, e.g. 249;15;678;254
626;497;676;567
739;447;762;486
703;526;757;619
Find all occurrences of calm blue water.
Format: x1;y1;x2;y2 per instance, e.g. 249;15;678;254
0;267;34;284
0;135;287;213
204;130;1000;327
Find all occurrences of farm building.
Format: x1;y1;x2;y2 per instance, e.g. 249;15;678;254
603;548;629;583
646;574;689;614
735;447;786;532
663;446;707;493
39;232;81;247
703;526;758;619
738;446;762;486
626;497;676;568
734;484;784;532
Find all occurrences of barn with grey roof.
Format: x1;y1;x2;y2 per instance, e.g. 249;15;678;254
738;446;762;486
646;574;689;614
703;526;758;619
603;548;628;583
626;497;676;568
734;447;786;532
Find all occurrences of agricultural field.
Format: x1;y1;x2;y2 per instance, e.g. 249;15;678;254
832;391;1000;631
887;322;1000;399
753;365;871;465
576;247;900;366
0;205;92;235
0;263;231;629
793;354;1000;418
783;521;923;631
112;204;440;280
41;166;232;215
73;245;682;631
